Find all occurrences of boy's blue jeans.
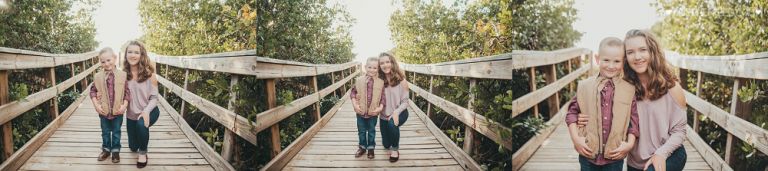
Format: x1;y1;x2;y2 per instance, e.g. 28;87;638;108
578;155;624;171
100;116;123;152
356;115;377;150
126;107;160;155
380;110;409;151
627;145;687;171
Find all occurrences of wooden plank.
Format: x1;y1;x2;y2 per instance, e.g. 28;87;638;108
0;63;97;125
665;51;768;79
463;79;477;155
512;103;569;171
409;82;512;151
158;96;236;171
0;70;10;160
156;75;259;146
315;61;358;75
409;101;482;170
261;91;351;170
180;69;190;117
510;64;590;118
400;48;591;79
318;70;358;98
694;71;702;132
684;91;768;155
266;79;280;158
46;67;59;119
544;64;559;118
57;64;98;94
311;76;321;122
221;75;239;162
0;84;90;170
529;67;539;117
686;126;733;171
52;51;98;66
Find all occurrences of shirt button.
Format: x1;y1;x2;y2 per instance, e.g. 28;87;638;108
604;117;608;120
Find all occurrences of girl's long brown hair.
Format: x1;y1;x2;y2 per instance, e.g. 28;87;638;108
623;29;677;100
123;40;155;83
378;52;405;87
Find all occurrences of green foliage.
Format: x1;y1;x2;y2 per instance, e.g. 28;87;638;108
200;128;222;152
654;1;768;169
0;0;98;53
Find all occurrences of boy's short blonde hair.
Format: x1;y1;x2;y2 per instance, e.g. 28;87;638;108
98;47;116;58
366;57;379;66
598;37;623;53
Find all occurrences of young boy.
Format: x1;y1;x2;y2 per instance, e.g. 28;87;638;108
90;47;130;163
351;57;386;159
566;37;639;171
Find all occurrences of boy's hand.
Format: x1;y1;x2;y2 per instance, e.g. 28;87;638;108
353;103;363;114
114;104;128;115
572;135;593;157
606;141;633;160
643;154;667;171
371;104;383;114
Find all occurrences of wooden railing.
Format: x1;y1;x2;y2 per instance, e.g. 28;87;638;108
665;51;768;171
400;47;593;171
0;47;99;170
149;50;360;170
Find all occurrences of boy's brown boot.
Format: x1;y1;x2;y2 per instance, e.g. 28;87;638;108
355;147;366;158
367;149;375;159
112;152;120;163
97;150;110;161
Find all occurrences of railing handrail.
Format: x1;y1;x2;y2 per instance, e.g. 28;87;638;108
0;47;98;69
400;47;591;79
665;51;768;79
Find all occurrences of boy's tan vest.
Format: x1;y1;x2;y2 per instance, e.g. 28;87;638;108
576;76;635;159
94;70;128;116
354;76;384;116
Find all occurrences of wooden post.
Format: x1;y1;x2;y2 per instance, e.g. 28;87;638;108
693;71;702;132
80;61;88;92
163;64;170;97
725;78;748;164
426;75;434;117
221;75;239;163
69;63;76;90
679;69;688;91
544;64;559;117
567;59;574;93
529;67;539;118
46;67;59;119
411;72;416;101
0;71;12;159
463;79;478;155
267;79;280;158
342;70;348;93
331;72;337;97
311;76;321;122
180;69;190;117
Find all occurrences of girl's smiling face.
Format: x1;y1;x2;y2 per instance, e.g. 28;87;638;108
625;36;650;74
126;45;142;66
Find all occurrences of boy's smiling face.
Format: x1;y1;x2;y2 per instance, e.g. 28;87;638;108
596;46;624;78
98;52;117;72
366;60;379;77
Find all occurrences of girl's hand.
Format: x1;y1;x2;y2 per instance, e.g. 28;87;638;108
643;154;667;171
138;113;150;128
393;114;399;126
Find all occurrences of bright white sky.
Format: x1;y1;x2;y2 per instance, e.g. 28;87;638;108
93;0;662;62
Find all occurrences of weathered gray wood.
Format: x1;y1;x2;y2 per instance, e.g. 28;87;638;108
685;91;768;155
665;51;768;79
510;64;590;118
529;67;539;118
426;75;434;117
0;85;91;171
463;79;477;155
512;103;569;171
46;67;59;119
686;126;733;171
156;75;259;146
400;48;591;79
0;70;10;159
180;69;190;117
261;91;351;171
409;82;512;150
0;64;98;125
267;79;280;158
221;75;239;162
544;64;559;117
694;71;702;132
409;101;483;171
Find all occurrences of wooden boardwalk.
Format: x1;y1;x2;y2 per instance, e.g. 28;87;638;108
519;123;713;171
282;98;468;170
18;97;219;170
